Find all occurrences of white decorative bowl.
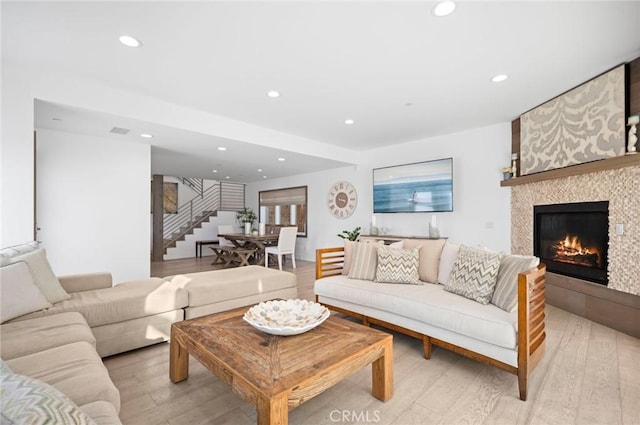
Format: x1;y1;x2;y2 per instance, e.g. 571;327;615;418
243;299;330;336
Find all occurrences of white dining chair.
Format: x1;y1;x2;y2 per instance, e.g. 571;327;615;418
265;226;297;270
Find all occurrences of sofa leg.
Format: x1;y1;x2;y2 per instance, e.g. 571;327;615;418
518;370;528;401
422;335;432;359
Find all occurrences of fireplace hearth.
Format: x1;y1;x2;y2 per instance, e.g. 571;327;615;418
534;201;608;285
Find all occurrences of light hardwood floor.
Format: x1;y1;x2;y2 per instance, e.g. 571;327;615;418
104;258;640;424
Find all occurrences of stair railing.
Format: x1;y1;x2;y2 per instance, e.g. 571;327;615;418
180;177;203;198
162;181;246;243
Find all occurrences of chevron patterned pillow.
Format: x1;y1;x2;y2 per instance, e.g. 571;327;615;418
375;246;421;284
444;245;502;304
0;368;96;425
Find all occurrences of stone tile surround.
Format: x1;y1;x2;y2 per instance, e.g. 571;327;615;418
511;165;640;296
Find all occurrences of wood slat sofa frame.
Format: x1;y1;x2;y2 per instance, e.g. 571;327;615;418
315;246;546;401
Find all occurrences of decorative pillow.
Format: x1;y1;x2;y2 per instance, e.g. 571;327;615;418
4;249;69;304
348;242;382;281
343;239;386;275
444;245;502;304
0;370;97;425
0;261;52;323
438;242;460;284
0;241;40;266
491;255;540;312
375;246;421;284
403;239;445;283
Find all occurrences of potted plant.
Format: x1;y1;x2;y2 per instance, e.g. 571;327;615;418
236;207;258;235
337;226;361;241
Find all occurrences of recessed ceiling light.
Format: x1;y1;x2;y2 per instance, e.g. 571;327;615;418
225;176;230;179
345;119;355;125
263;176;267;179
212;169;218;173
278;157;286;162
119;35;142;48
491;74;509;83
140;133;153;139
257;169;263;172
217;147;227;151
267;90;280;98
433;1;456;17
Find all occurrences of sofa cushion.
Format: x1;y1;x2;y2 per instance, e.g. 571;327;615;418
403;239;446;283
315;276;517;349
0;367;97;425
5;341;120;412
1;312;95;360
0;261;52;323
437;242;460;285
375;246;421;284
444;245;502;304
13;278;188;327
2;249;70;304
79;401;122;425
348;242;380;281
492;255;540;312
168;266;296;307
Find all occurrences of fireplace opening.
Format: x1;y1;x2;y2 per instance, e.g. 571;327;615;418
534;201;608;285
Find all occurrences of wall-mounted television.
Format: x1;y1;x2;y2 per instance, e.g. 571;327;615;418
373;158;453;213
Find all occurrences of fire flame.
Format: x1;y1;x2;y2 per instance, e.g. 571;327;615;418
553;234;601;268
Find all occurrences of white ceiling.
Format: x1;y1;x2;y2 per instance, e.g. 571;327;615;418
5;1;640;182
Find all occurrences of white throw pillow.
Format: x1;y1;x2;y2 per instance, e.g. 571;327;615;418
437;242;460;284
0;261;52;323
375;246;421;284
5;249;70;304
0;241;40;266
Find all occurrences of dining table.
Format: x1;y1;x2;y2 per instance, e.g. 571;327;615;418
218;232;280;265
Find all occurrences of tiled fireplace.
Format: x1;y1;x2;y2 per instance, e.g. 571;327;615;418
534;201;608;286
510;166;640;337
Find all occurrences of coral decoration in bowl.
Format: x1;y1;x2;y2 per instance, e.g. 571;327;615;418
243;299;330;336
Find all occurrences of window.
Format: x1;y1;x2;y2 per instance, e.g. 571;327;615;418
259;186;307;237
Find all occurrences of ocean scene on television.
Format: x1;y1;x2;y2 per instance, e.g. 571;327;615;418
373;158;453;213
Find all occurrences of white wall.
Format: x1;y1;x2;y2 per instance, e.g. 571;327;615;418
246;123;512;261
36;129;150;282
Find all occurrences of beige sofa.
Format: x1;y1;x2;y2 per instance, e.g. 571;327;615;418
1;243;298;424
1;312;122;424
314;237;546;401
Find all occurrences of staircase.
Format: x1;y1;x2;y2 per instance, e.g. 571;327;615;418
162;181;244;253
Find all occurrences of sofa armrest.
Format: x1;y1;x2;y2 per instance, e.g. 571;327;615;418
316;247;345;280
516;263;546;400
58;273;113;293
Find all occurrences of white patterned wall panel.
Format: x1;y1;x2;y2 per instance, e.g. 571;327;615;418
521;65;626;175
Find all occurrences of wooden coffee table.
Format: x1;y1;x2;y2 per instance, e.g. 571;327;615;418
169;306;393;425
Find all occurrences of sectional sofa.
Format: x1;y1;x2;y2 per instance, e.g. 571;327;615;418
314;237;546;401
0;242;298;424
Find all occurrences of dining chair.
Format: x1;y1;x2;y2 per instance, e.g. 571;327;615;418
264;226;297;270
